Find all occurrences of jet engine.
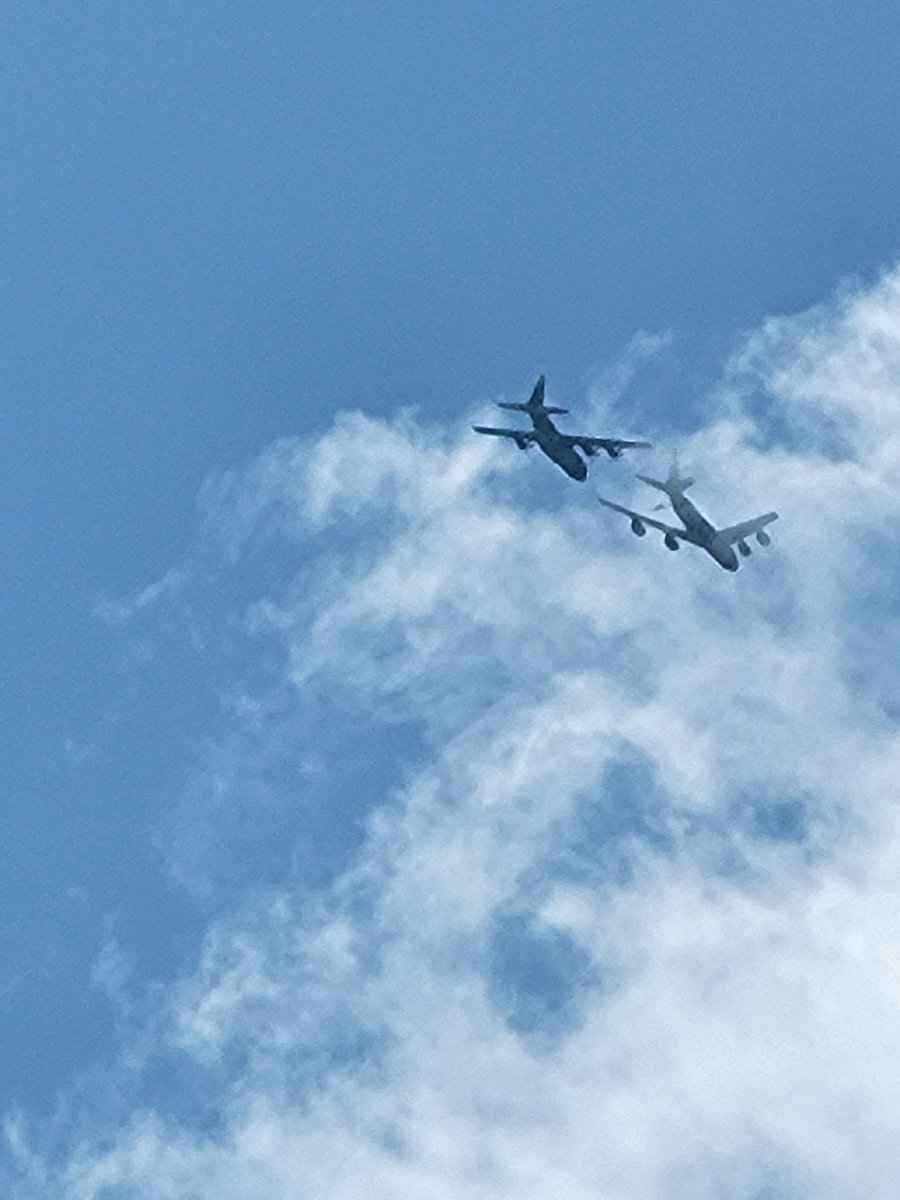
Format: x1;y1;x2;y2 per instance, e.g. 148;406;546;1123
756;530;771;546
664;532;680;551
515;437;530;451
738;540;752;557
630;517;646;537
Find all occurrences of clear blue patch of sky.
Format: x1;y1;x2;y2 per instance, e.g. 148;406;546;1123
487;909;601;1044
557;750;677;888
837;530;900;723
482;751;689;1043
529;747;828;904
748;1177;811;1200
5;0;900;1121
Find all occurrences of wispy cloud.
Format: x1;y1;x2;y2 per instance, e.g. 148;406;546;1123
95;570;186;625
10;267;900;1198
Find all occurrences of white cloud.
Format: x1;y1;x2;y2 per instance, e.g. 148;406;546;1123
585;328;676;418
11;267;900;1198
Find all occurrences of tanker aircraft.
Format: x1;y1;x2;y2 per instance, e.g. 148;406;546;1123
473;375;651;481
597;459;778;571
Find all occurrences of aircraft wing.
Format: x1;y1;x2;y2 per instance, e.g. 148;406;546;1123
717;512;779;545
563;435;652;459
597;496;698;542
472;425;537;446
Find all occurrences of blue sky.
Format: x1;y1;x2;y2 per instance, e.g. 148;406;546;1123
4;4;900;1197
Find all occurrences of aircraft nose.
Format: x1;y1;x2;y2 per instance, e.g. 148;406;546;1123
712;537;739;571
572;460;588;481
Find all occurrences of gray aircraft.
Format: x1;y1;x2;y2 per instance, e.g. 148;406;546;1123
597;458;778;571
472;375;651;481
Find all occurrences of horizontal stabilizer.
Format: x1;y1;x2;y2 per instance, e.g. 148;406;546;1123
636;473;672;493
498;401;569;415
496;375;567;415
637;469;694;495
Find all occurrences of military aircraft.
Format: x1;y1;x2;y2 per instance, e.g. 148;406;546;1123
472;375;652;481
597;458;778;571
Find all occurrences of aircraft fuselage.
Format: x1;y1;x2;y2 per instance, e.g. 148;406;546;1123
670;493;739;571
530;413;588;481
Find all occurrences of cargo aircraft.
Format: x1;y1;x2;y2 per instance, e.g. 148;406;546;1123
473;376;651;481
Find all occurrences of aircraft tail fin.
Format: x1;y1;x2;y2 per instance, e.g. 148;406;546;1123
637;455;694;496
496;375;568;416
